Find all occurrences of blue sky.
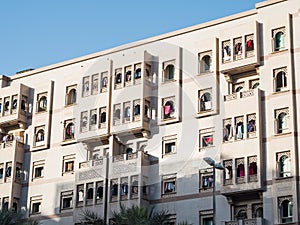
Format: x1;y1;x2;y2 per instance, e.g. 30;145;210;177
0;0;263;76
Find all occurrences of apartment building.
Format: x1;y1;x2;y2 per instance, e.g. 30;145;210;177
0;0;299;224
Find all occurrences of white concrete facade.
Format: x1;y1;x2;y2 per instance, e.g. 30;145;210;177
0;0;300;224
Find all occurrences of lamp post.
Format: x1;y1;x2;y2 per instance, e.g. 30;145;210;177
203;157;225;225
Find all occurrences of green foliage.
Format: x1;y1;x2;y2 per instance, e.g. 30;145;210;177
79;209;106;225
0;209;39;225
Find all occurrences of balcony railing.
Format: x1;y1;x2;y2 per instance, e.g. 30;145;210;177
224;217;263;225
224;89;255;102
113;152;138;163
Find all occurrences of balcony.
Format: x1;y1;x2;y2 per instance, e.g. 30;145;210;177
223;218;264;225
0;140;24;163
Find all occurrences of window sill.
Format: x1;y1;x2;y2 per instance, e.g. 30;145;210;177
32;176;44;181
64;103;77;108
35;111;47;115
199;146;214;152
61;139;77;146
162;192;176;198
31;145;48;152
197;71;214;76
195;110;214;118
272;89;290;95
162;79;176;84
274;132;292;137
162;152;177;158
271;48;288;54
62;171;74;176
275;176;293;181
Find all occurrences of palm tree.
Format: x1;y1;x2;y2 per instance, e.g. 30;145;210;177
0;209;39;225
79;209;106;225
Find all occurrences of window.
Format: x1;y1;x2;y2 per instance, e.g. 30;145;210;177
144;100;151;120
199;128;214;150
222;40;231;62
199;168;214;191
279;196;293;223
64;119;75;141
63;154;75;175
131;176;139;199
164;214;176;225
162;174;176;197
37;93;47;112
123;102;131;123
233;82;244;93
273;27;286;52
163;61;175;82
233;37;243;60
235;116;244;140
33;161;45;179
66;85;77;105
162;135;177;157
15;162;22;182
247;114;256;138
245;34;255;57
82;76;90;97
275;108;289;134
91;74;99;95
111;179;118;202
274;67;288;92
11;95;18;114
113;104;121;126
277;151;291;178
120;177;128;200
198;89;212;112
199;210;213;225
248;156;258;182
60;191;73;211
223;118;232;142
223;160;233;185
250;79;259;89
90;109;97;130
96;181;104;204
115;68;122;89
162;97;175;120
12;198;19;211
4;162;12;183
125;66;132;85
236;158;245;183
0;163;4;180
133;100;141;121
100;72;108;92
252;204;263;218
30;196;42;215
76;184;84;207
199;51;212;73
4;97;10;115
34;126;45;147
80;111;88;132
235;206;248;220
86;183;94;205
99;107;107;128
134;63;142;84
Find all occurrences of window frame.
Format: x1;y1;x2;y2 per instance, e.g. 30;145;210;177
62;154;75;175
161;174;177;197
60;190;73;211
162;135;177;157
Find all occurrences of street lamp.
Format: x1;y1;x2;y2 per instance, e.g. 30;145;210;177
203;157;224;225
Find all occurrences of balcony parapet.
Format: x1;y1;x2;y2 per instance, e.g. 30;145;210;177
224;90;254;102
223;218;263;225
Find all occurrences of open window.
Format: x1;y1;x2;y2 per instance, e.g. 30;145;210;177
199;51;212;74
120;177;128;200
223;159;233;185
123;102;131;123
245;34;255;57
63;154;75;175
30;196;42;215
90;109;97;130
4;97;10;115
222;40;231;62
223;118;232;142
125;66;132;86
86;183;94;205
233;37;243;60
131;175;139;199
163;61;175;82
34;126;45;147
37;93;47;112
11;95;18;114
60;191;73;211
199;128;214;150
76;184;84;207
248;156;258;182
162;97;175;120
199;89;212;112
162;174;176;197
162;135;177;157
236;158;245;183
80;111;88;132
199;168;214;191
279;196;293;223
96;181;104;204
64;119;75;141
115;68;122;89
99;107;107;128
273;27;286;52
133;100;141;121
234;206;248;220
277;151;291;178
275;108;289;134
66;85;77;105
33;160;45;180
110;179;118;202
274;67;288;92
134;63;142;84
235;116;244;140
